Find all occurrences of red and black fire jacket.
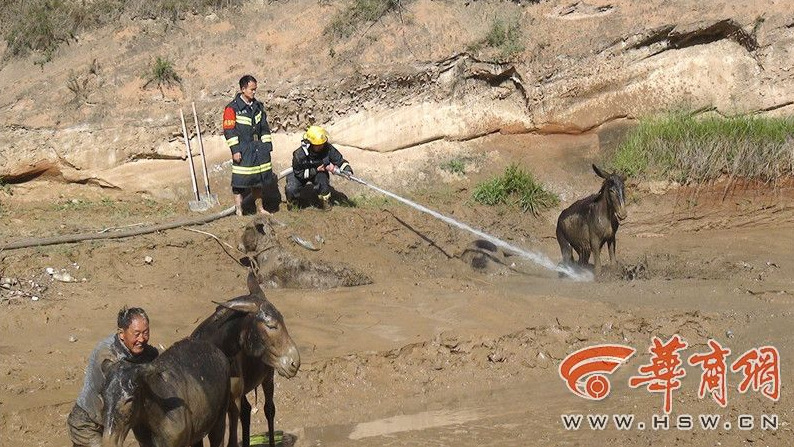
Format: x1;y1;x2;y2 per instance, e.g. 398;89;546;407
223;93;274;188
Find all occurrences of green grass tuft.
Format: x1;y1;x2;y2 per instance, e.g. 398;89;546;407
610;112;794;183
469;17;525;60
2;0;78;61
440;159;466;175
0;0;243;63
0;177;11;196
472;164;559;215
142;56;182;91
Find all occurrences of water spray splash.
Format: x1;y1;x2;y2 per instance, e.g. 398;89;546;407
336;171;593;282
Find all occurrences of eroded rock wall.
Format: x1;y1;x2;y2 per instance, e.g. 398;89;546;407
0;0;792;185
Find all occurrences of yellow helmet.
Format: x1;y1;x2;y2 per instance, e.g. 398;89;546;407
303;126;328;145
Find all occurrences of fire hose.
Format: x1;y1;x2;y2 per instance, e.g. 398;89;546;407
0;168;295;252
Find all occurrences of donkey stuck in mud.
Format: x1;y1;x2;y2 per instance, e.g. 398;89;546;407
239;216;372;289
556;164;627;274
101;338;231;447
191;271;300;447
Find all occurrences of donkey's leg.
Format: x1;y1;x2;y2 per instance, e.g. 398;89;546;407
557;229;574;267
263;372;276;447
227;397;241;447
227;375;245;447
576;247;590;266
240;396;252;447
607;237;617;264
207;407;227;447
559;241;574;266
591;239;602;274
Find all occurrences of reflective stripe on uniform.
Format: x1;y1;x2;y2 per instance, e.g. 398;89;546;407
319;192;331;200
340;162;350;171
304;169;311;179
232;162;273;175
235;115;252;126
260;134;272;142
225;136;239;147
254;112;262;125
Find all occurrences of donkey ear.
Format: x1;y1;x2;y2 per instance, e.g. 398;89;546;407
592;164;609;179
246;270;266;299
214;299;260;314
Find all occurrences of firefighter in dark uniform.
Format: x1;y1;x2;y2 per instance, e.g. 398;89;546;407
286;125;353;211
223;75;274;216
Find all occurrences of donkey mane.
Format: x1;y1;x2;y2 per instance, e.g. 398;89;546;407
191;305;244;337
190;297;262;356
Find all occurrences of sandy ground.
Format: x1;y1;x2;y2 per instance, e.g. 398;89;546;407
1;134;793;446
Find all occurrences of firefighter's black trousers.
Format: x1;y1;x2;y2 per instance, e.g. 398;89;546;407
285;171;331;201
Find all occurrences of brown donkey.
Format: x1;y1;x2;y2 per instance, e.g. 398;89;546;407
191;271;300;447
556;164;627;274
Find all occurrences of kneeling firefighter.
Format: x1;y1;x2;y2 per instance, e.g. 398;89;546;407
285;126;353;211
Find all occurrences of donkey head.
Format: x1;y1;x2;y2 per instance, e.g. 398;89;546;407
239;216;276;253
593;164;627;221
100;359;150;447
215;273;301;378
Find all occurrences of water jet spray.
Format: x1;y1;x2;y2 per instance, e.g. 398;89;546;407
330;170;593;282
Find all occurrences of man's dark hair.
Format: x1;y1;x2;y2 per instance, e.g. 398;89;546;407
117;307;149;329
239;75;257;89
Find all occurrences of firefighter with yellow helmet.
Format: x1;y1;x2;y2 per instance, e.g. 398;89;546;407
286;125;353;211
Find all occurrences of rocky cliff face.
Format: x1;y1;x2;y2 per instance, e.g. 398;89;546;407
0;0;791;185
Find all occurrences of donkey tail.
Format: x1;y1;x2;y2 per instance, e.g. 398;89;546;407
556;223;574;265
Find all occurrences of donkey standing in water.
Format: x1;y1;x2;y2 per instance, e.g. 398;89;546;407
191;271;300;447
556;164;627;274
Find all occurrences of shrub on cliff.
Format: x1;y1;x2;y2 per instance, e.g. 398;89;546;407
611;112;794;184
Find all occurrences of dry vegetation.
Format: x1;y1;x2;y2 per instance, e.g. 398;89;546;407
0;0;243;63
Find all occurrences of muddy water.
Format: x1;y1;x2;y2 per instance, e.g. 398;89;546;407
259;222;794;447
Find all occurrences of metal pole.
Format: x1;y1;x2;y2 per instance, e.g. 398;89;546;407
191;102;212;196
179;109;200;202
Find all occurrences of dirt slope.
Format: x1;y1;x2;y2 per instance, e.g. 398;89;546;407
1;0;793;186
